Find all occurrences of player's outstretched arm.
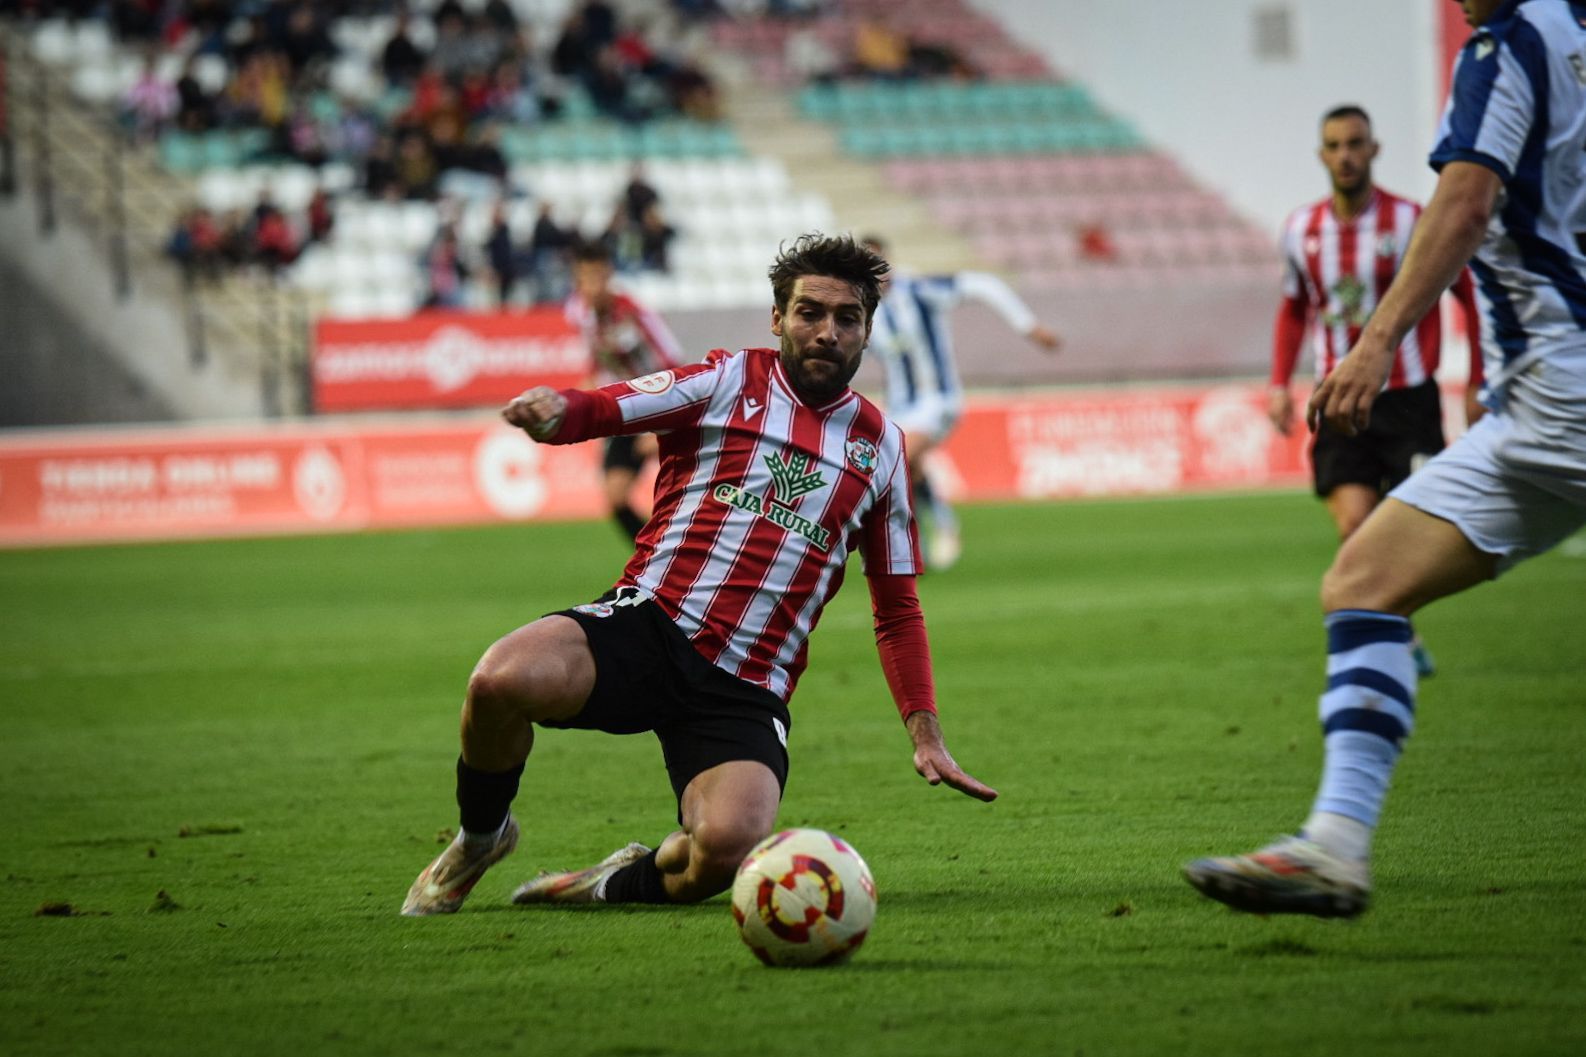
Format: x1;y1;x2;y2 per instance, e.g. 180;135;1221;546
502;386;568;441
1307;161;1499;436
907;711;998;802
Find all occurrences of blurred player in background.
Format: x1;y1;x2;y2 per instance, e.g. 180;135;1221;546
860;235;1062;570
1186;0;1586;919
1269;103;1486;676
565;239;683;541
401;234;996;917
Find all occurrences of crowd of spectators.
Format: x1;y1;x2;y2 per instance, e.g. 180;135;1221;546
165;185;333;285
68;1;729;204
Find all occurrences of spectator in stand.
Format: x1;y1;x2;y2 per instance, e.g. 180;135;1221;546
422;222;470;308
636;202;676;273
174;55;215;132
485;201;518;307
278;2;335;81
394;129;439;199
527;202;574;303
305;188;334;244
585;45;645;123
486;60;540;125
667;54;722;121
432;4;485;79
166;205;223;286
852;16;910;80
363;132;400;199
483;0;519;34
622;162;660;224
597;205;642;272
121;50;178;141
252;199;299;273
381;8;428;86
465;123;509;184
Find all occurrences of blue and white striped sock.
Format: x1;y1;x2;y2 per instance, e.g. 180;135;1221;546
1303;610;1417;860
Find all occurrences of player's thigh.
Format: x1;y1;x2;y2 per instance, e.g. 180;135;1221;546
678;759;782;856
1321;498;1497;616
471;615;596;723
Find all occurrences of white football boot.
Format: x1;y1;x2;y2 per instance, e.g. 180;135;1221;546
511;842;652;904
401;817;519;916
1182;835;1371;918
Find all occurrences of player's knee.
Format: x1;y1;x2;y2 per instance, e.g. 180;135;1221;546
1320;549;1384;613
466;647;545;715
688;819;768;891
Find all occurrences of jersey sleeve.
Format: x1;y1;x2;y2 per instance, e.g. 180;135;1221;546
867;573;937;720
547;361;719;444
952;271;1038;334
856;441;923;576
1429;26;1545;182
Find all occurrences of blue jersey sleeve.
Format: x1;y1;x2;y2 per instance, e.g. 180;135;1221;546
1428;21;1548;182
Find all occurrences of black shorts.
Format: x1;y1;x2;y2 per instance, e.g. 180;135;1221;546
543;589;791;808
1311;380;1445;497
602;434;644;473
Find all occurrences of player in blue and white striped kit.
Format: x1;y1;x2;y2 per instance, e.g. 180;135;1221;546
861;236;1062;569
1185;0;1586;918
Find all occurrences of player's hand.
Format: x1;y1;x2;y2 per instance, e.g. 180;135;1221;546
1028;324;1063;353
1267;386;1295;436
634;432;659;459
1464;388;1487;430
906;711;998;802
502;386;567;441
1306;336;1393;436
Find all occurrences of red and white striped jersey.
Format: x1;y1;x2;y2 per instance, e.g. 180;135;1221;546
1277;187;1470;389
549;347;922;701
564;290;683;384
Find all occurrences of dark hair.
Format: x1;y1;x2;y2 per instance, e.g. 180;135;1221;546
1322;104;1371;128
768;233;888;318
571;239;612;265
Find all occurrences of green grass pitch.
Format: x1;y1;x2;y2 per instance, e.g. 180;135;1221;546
1;492;1582;1057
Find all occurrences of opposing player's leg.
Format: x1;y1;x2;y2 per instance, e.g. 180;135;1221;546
1184;498;1496;918
402;616;595;916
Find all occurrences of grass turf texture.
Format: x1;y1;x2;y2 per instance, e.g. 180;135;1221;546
1;492;1582;1057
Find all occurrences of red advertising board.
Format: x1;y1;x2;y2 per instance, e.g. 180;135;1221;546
313;309;588;412
0;381;1395;548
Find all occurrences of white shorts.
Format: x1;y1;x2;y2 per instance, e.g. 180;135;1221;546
889;394;962;446
1390;352;1586;574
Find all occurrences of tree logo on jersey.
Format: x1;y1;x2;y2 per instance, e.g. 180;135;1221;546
765;451;827;505
844;438;878;475
628;370;674;395
709;451;831;552
1321;274;1369;328
1376;234;1397;259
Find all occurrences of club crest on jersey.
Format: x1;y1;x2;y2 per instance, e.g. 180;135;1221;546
844;437;878;475
628;370;674;395
1376;234;1397;258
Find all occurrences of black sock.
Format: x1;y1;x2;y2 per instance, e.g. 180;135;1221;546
601;849;671;904
613;504;644;541
454;756;524;837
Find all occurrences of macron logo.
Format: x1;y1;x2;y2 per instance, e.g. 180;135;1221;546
742;396;764;421
1475;38;1495;61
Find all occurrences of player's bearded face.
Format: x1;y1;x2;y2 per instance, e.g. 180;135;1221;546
773;276;870;403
